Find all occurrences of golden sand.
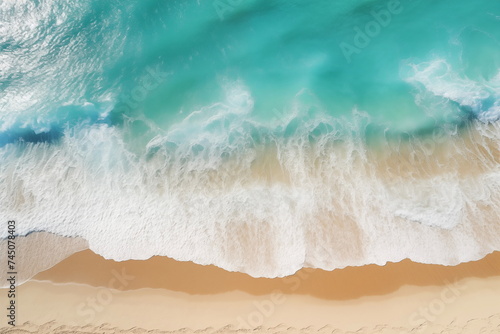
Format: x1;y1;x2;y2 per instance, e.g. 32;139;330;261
1;238;499;333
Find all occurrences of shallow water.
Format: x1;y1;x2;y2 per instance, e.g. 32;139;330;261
1;0;500;277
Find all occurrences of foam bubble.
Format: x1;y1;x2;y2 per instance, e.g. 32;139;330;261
2;94;500;277
404;58;500;122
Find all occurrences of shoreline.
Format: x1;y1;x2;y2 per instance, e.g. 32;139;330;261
32;248;500;299
4;121;500;278
0;245;499;333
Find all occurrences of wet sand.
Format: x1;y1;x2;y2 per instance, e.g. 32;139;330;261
1;234;499;333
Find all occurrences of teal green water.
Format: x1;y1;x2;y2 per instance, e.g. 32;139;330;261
116;0;498;138
2;0;500;277
1;0;499;147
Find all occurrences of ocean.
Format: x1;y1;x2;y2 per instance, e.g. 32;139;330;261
1;0;500;277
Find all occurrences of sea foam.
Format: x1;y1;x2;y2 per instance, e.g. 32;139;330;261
2;79;500;278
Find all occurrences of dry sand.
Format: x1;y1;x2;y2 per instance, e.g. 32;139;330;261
1;234;499;333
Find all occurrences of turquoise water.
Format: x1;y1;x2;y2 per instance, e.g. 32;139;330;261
1;0;499;146
1;0;500;277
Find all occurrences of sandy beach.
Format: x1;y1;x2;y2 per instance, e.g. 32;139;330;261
2;1;499;333
1;233;500;334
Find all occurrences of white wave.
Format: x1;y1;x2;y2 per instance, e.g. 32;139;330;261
2;92;500;277
0;0;126;128
404;58;500;122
